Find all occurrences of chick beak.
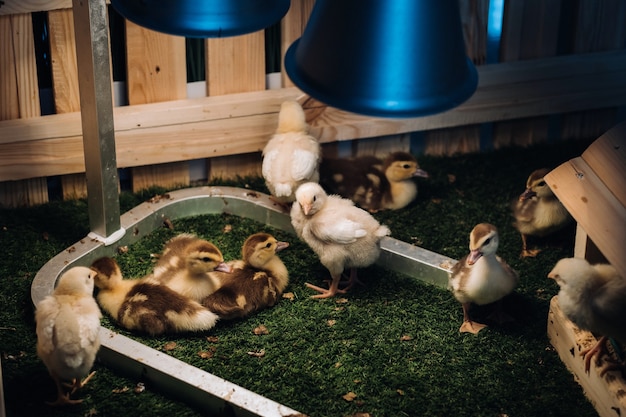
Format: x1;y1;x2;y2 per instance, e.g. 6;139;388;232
215;262;233;273
302;203;312;215
275;241;289;252
413;168;429;179
468;249;482;265
519;188;536;202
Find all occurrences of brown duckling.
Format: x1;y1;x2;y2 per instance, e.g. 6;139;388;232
290;182;390;299
201;233;289;319
319;151;429;212
152;233;232;302
511;168;573;258
91;257;219;336
448;223;519;334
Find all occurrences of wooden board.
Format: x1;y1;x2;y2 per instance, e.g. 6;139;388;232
547;296;626;417
280;0;316;88
0;0;110;15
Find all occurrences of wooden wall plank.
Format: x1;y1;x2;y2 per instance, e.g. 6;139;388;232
493;0;561;149
206;30;266;180
280;0;315;88
125;21;190;192
422;0;489;156
0;13;47;207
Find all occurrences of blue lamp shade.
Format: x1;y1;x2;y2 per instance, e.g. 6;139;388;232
284;0;478;118
110;0;291;38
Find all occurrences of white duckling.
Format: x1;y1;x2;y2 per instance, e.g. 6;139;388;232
448;223;519;334
35;267;101;405
512;168;573;257
201;232;289;319
290;182;390;299
262;100;321;205
548;258;626;373
152;234;232;302
91;257;219;336
319;151;429;212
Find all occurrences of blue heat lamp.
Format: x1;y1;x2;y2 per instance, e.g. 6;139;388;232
284;0;478;118
110;0;290;38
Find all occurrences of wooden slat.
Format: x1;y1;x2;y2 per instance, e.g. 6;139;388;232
206;31;266;179
0;13;47;207
3;50;626;181
493;0;561;149
125;21;190;192
0;0;111;15
280;0;315;88
545;156;626;279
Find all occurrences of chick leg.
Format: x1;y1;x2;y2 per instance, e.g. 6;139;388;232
306;273;346;299
46;374;83;406
65;371;96;394
520;234;541;258
339;268;363;291
459;302;487;334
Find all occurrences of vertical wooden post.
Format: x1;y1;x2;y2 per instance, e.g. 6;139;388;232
125;22;190;192
0;13;47;207
205;31;266;179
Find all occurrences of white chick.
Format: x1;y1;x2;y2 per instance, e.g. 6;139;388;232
548;258;626;372
262;100;321;205
35;267;102;406
448;223;519;334
290;182;390;299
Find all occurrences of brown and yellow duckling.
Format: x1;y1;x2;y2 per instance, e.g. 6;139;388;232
448;223;519;334
511;168;573;258
152;233;232;302
319;151;429;212
201;233;289;319
90;257;219;336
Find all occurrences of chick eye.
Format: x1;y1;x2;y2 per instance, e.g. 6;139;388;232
265;242;272;248
313;196;317;202
537;181;546;187
202;257;211;262
403;164;411;169
483;237;492;245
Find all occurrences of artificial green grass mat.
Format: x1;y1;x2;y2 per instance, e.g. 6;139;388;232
0;139;600;417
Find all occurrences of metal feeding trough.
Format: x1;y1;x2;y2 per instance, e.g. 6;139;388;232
32;186;454;417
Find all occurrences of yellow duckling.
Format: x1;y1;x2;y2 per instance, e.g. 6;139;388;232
319;151;429;212
291;182;390;299
548;258;626;373
152;233;232;302
512;168;573;258
201;233;289;319
90;257;219;336
448;223;519;334
262;100;321;204
35;267;101;406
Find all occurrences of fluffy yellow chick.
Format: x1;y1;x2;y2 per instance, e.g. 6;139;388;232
35;266;102;406
262;100;321;204
448;223;519;334
91;257;219;336
152;234;232;302
319;151;429;212
202;233;289;319
290;182;390;299
548;258;626;373
512;168;573;257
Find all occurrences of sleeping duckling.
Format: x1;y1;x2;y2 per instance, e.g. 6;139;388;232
548;258;626;373
201;233;289;319
262;100;321;205
152;233;232;302
90;257;219;336
512;168;573;258
35;267;101;406
319;151;429;212
291;182;390;299
448;223;519;334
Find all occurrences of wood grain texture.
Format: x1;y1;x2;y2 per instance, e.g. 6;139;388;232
280;0;315;87
0;15;19;120
48;8;80;114
0;0;110;15
548;296;626;417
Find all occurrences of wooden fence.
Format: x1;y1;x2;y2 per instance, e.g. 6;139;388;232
1;0;626;207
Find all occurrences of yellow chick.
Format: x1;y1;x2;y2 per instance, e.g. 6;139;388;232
152;233;232;302
35;266;102;406
91;257;219;336
201;233;290;319
290;182;390;299
548;258;626;373
448;223;519;334
262;100;321;204
511;168;573;257
319;151;429;212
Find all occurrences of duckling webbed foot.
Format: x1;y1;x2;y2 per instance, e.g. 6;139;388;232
520;234;541;258
459;320;488;334
581;336;608;373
